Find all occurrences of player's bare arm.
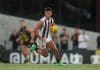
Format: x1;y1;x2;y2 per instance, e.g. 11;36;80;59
27;28;35;43
33;21;44;40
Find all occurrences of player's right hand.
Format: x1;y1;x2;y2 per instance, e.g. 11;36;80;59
16;38;20;42
39;37;45;43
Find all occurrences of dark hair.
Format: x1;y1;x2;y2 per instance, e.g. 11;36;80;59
44;7;53;12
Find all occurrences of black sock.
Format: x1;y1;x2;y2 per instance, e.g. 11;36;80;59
56;59;60;63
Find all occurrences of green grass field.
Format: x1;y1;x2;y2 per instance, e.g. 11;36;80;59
0;64;100;70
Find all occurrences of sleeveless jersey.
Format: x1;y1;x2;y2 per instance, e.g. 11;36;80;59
39;17;54;38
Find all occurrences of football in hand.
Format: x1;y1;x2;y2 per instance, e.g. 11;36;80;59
50;25;58;33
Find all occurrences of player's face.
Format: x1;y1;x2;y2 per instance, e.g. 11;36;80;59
44;11;52;19
82;30;86;35
19;20;26;28
63;29;66;34
74;28;79;33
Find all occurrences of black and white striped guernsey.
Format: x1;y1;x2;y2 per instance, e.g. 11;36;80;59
40;17;54;38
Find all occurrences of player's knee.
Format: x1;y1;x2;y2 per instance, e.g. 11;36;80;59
22;50;29;56
43;53;48;57
23;52;27;56
50;41;59;52
43;51;48;57
42;49;48;57
53;48;59;54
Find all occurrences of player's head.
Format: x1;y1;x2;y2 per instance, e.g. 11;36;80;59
19;19;26;28
74;27;79;33
80;29;86;35
63;28;66;32
44;7;53;19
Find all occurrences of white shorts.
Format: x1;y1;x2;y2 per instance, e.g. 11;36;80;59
36;34;52;48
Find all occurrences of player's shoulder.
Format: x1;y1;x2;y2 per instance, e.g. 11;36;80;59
40;17;46;21
51;17;54;22
26;27;33;32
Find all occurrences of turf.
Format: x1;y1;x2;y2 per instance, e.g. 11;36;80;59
0;64;100;70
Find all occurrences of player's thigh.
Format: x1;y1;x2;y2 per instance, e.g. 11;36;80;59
25;46;29;53
21;45;29;54
46;41;58;52
20;45;25;52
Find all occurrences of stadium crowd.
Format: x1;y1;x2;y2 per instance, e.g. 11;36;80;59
8;19;94;52
0;20;100;64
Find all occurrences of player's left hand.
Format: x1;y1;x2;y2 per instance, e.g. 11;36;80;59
39;37;45;43
30;39;34;43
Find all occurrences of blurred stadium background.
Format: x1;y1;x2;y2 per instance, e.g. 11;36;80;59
0;0;100;70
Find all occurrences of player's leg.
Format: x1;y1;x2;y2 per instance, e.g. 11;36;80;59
20;45;29;63
37;48;48;57
30;42;49;57
47;40;60;63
